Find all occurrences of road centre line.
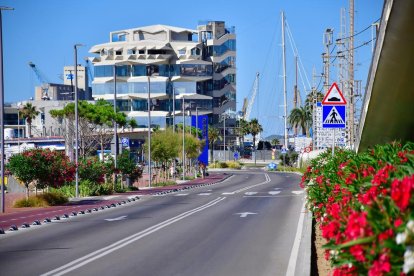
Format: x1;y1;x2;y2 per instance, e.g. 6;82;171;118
41;197;226;276
230;173;271;194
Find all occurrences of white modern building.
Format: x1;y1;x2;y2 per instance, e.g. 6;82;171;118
88;21;236;143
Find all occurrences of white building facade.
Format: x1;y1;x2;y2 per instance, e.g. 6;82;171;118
88;21;236;136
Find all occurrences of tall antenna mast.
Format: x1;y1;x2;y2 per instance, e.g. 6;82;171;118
281;11;288;149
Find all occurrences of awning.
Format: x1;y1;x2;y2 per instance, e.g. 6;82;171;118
92;77;114;84
176;93;212;100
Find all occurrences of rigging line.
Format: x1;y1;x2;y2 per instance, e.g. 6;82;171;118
285;21;311;93
285;21;312;91
336;18;380;41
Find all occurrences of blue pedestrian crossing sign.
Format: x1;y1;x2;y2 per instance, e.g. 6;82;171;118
322;105;346;128
121;137;129;147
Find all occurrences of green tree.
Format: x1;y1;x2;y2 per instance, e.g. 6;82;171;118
237;118;250;149
208;126;222;162
50;100;135;157
248;118;263;165
19;102;39;138
271;138;280;147
288;106;312;136
7;149;75;199
117;150;143;184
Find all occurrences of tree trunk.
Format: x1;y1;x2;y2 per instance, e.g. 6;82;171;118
253;135;257;165
28;123;32;138
25;183;29;200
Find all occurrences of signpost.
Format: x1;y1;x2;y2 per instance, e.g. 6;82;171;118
121;137;129;148
322;83;347;156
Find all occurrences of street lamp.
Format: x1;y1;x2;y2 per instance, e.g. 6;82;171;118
0;6;13;213
182;96;186;181
74;43;84;198
146;65;152;188
113;65;118;187
17;102;22;153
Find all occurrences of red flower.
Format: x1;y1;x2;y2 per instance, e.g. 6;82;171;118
372;164;395;186
398;151;408;163
378;229;394;243
391;175;414;211
322;220;340;239
344;211;369;240
368;254;391;276
345;173;357;185
394;218;403;228
350;245;366;262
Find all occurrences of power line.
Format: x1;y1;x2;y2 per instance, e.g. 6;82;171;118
336;18;380;41
337;38;375;54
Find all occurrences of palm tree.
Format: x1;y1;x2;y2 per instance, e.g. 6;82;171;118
248;118;263;165
236;118;249;150
288;106;312;137
305;91;324;111
271;138;280;147
19;102;39;138
208;126;222;163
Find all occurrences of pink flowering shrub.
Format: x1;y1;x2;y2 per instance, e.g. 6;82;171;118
302;141;414;275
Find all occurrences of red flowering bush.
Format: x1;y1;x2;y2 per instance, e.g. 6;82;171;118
302;141;414;275
7;148;75;198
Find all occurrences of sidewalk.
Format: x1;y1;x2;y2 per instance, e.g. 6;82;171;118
0;173;231;233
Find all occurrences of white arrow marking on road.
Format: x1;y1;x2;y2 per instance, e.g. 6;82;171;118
222;192;235;195
236;212;257;218
245;192;257;196
105;216;127;222
268;191;281;195
292;191;304;195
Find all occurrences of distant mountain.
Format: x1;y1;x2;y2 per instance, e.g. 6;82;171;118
263;134;284;141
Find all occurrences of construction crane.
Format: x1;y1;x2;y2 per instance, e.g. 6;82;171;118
28;62;50;100
243;72;260;121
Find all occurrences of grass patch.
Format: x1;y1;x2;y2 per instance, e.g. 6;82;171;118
153;181;177;187
13;192;69;208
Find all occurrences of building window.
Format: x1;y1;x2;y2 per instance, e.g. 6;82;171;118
112;32;127;42
115;50;122;56
178;49;186;55
139;49;145;54
127;49;136;55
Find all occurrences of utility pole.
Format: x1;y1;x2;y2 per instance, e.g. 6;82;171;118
281;11;288;150
348;0;355;149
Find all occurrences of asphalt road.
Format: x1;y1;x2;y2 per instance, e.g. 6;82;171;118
0;170;306;276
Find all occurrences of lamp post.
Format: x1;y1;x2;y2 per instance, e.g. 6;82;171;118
0;6;13;213
182;96;186;181
113;65;118;187
74;43;83;198
146;66;152;188
17;102;21;153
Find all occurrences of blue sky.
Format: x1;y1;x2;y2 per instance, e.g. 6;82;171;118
2;0;383;136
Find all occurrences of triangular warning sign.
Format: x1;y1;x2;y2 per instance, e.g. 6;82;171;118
323;106;345;124
322;82;347;105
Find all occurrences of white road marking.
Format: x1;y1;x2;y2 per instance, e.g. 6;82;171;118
235;212;257;218
197;193;211;196
222;192;235;195
231;173;271;194
292;191;304;195
104;216;127;222
286;201;306;276
41;197;226;276
103;196;119;200
244;192;257;196
175;194;189;196
268;191;281;195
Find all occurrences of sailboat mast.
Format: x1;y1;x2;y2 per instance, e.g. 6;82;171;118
281;11;288;149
